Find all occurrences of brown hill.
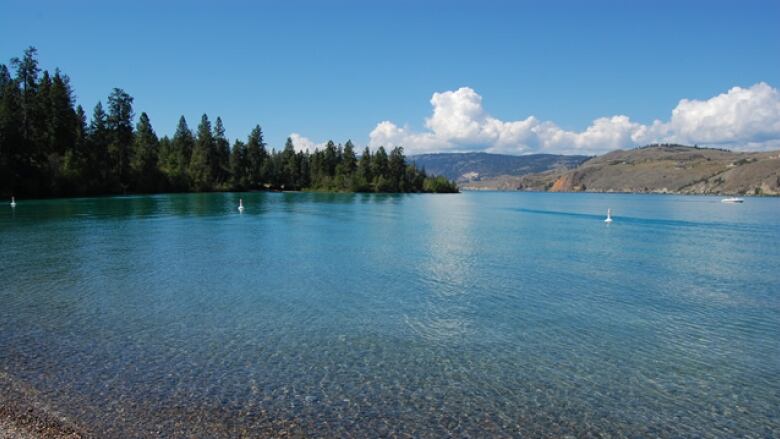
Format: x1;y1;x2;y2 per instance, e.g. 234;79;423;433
462;145;780;195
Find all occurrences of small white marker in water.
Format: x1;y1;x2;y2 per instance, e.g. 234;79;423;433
10;196;16;208
604;208;613;223
238;198;245;212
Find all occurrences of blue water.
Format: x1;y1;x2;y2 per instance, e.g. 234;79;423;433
1;192;779;437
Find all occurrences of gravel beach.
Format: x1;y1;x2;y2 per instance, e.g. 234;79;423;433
0;372;87;439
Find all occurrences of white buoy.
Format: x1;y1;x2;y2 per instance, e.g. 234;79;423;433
604;208;613;223
238;198;245;212
10;196;16;208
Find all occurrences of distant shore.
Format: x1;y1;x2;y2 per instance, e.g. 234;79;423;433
460;187;778;196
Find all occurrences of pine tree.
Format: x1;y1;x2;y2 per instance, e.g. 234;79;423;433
281;137;298;189
355;146;373;192
86;101;111;193
245;125;267;188
106;88;134;192
131;112;160;192
323;140;338;176
49;71;77;155
388;146;406;192
0;64;23;195
189;114;215;191
372;146;389;191
297;150;310;189
230;139;248;190
214;117;230;185
167;116;194;190
10;47;40;143
342;140;357;175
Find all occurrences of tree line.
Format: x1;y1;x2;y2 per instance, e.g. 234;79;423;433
0;47;457;198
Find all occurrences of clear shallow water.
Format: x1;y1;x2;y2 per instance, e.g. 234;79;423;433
1;192;779;437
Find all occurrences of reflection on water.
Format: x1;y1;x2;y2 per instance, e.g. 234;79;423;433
1;192;779;437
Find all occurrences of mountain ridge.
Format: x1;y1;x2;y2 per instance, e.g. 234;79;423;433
409;152;589;183
458;144;780;196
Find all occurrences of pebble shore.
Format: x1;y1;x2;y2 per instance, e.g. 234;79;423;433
0;372;87;439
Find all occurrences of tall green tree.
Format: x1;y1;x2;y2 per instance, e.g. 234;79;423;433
388;146;406;192
189;114;215;191
371;146;390;191
0;64;23;194
131;112;161;192
162;116;194;190
355;146;373;191
342;140;357;175
49;71;77;156
245;125;267;188
229;139;249;189
281;137;299;189
10;47;39;143
323;140;338;176
106;88;134;192
214;117;230;185
86;101;111;193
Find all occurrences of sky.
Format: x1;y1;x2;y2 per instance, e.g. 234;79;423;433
1;0;779;155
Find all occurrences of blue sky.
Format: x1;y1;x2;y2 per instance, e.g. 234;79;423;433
1;0;779;154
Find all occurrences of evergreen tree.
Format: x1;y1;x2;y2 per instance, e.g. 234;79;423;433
323;140;338;176
245;125;267;188
168;116;194;190
49;71;77;156
355;146;373;192
106;88;134;192
0;64;23;194
0;48;459;197
297;150;310;189
59;104;88;194
281;137;299;189
342;140;357;175
131;112;160;192
10;47;39;143
86;101;111;193
157;136;173;190
35;71;52;156
189;114;215;191
214;117;230;185
229;139;249;189
371;146;389;191
388;146;406;192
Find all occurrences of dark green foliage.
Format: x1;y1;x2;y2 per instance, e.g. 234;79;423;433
229;139;249;190
106;88;134;192
0;47;458;197
188;114;216;191
164;116;195;191
423;175;459;193
214;117;231;187
245;125;267;189
131;112;161;193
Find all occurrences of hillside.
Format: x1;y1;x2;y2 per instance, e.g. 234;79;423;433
462;145;780;195
409;152;588;182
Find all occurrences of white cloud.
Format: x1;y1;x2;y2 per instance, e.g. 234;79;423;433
288;132;325;152
367;83;780;155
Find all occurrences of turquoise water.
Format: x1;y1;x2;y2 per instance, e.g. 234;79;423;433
1;192;779;437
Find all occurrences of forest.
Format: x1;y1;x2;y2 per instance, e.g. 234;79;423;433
0;48;458;198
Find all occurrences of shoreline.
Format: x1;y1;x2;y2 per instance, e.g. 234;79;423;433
460;187;779;196
0;372;88;439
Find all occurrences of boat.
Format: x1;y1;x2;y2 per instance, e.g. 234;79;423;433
238;198;245;212
721;197;744;203
9;196;16;208
604;208;613;223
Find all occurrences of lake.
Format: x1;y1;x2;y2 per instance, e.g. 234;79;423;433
1;192;779;437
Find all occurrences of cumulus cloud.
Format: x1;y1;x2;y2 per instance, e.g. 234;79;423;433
367;83;780;155
288;132;324;152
